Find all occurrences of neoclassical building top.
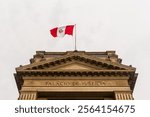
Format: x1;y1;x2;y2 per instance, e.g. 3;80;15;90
14;50;138;99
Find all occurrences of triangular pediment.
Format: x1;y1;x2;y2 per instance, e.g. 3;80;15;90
61;63;89;70
48;62;100;71
16;54;135;71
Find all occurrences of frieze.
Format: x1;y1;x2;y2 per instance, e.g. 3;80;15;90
24;80;128;87
45;80;106;87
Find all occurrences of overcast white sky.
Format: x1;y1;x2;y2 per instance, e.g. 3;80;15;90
0;0;150;99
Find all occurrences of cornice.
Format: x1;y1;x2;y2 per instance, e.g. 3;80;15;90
16;54;135;71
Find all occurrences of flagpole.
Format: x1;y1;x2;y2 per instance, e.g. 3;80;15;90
74;24;77;51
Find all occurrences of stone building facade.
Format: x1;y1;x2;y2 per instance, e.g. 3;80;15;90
14;51;138;100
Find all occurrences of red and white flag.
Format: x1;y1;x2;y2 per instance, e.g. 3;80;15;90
50;25;74;38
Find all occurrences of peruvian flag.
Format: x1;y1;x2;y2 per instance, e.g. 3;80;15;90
50;25;74;38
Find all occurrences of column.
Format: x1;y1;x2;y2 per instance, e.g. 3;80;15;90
18;91;37;100
115;91;134;100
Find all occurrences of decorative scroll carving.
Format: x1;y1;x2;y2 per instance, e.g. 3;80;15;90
19;92;37;100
